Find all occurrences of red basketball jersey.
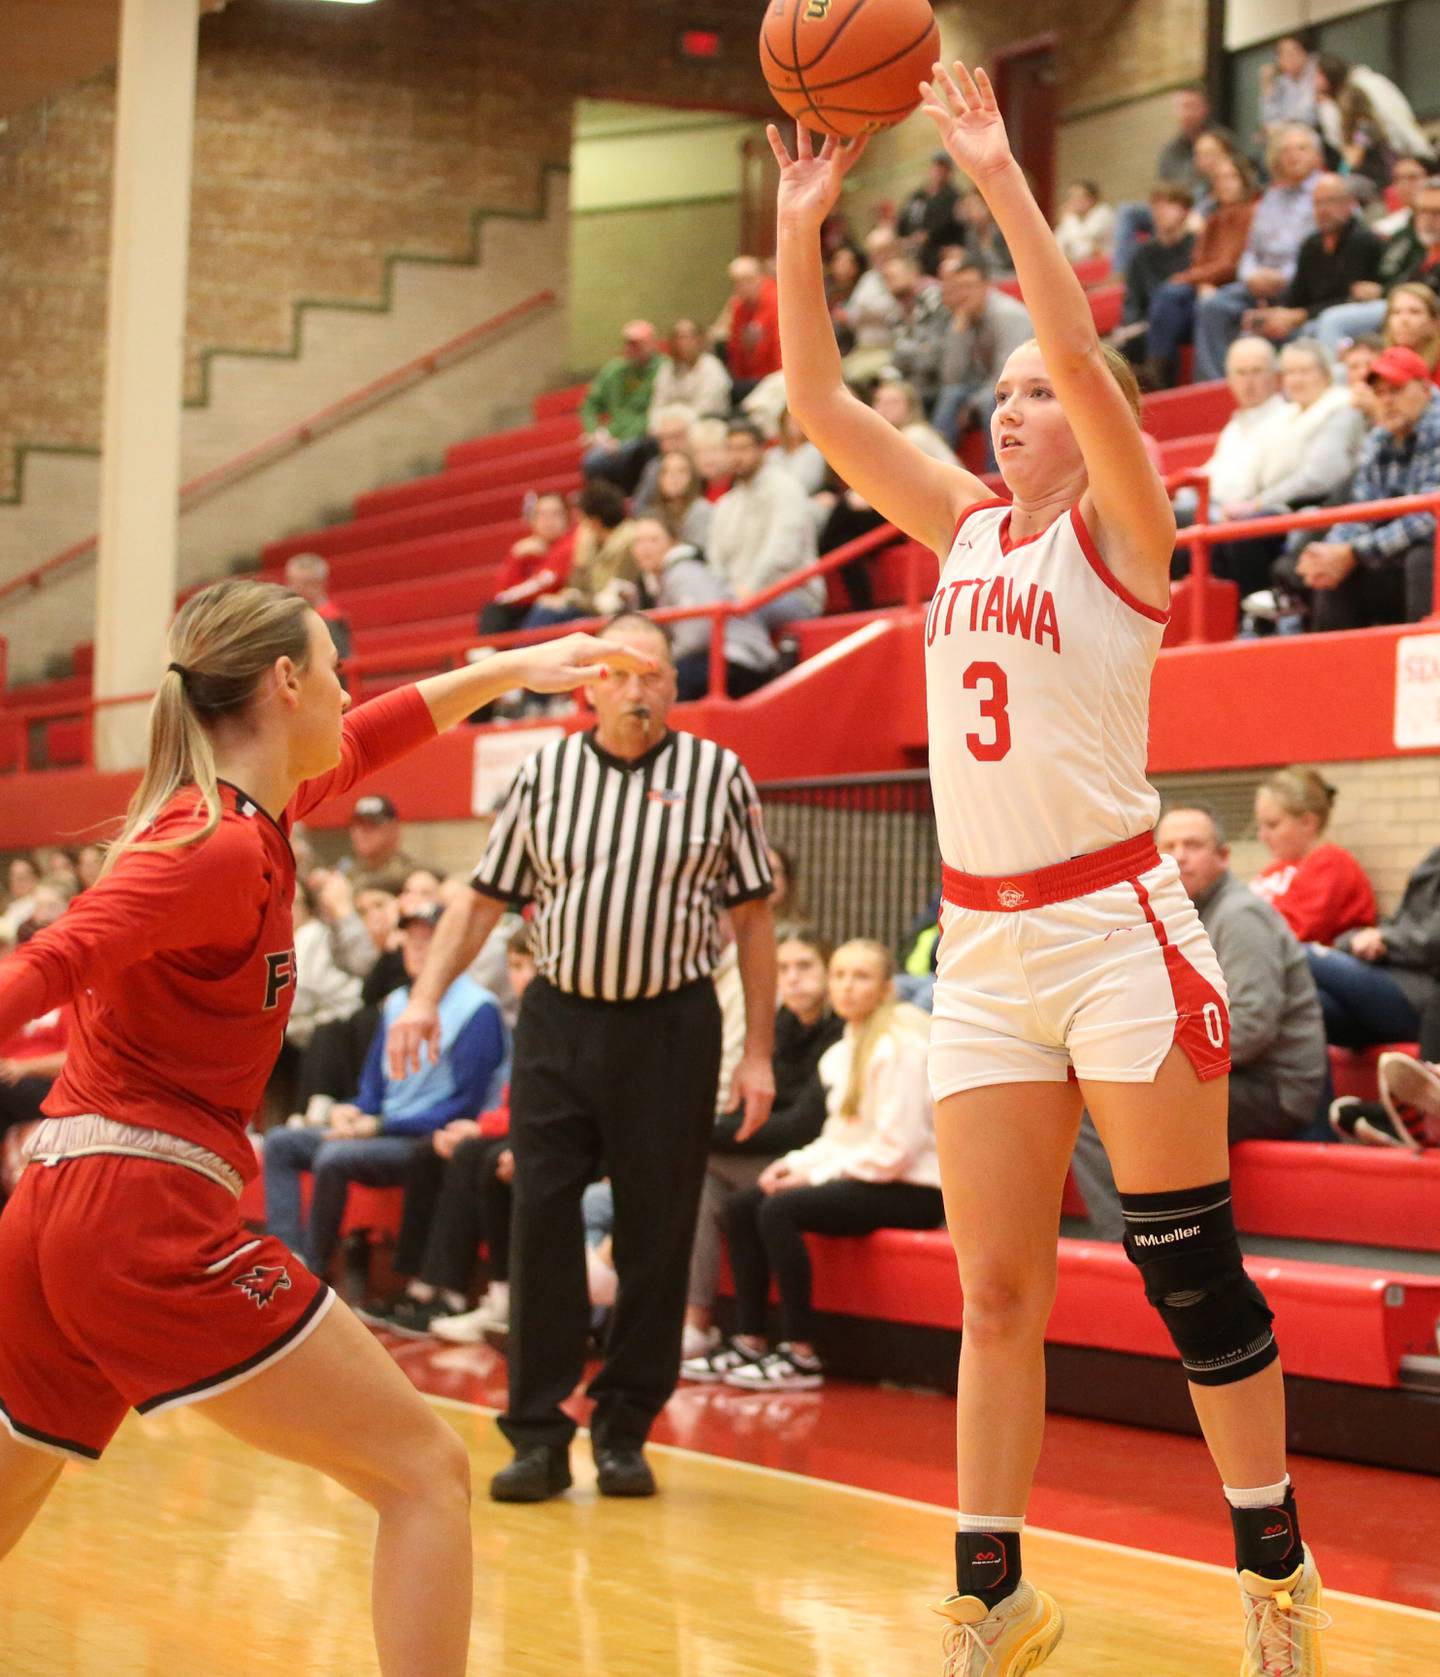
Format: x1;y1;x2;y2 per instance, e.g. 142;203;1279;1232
0;686;434;1182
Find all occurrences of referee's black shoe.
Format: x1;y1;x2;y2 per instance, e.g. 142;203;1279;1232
594;1446;657;1498
489;1444;573;1503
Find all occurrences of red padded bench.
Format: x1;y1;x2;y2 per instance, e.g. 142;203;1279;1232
1140;380;1234;440
238;1175;404;1243
803;1229;1440;1389
1231;1139;1440;1253
1329;1043;1419;1102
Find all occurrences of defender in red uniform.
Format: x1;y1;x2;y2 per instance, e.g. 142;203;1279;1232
0;579;654;1677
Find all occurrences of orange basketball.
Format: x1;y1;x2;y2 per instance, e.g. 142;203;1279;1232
760;0;941;139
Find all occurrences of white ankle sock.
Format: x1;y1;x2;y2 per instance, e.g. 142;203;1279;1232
956;1513;1026;1532
407;1281;435;1303
1223;1475;1291;1510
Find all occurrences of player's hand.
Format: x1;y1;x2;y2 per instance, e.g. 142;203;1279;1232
387;1000;442;1079
919;61;1013;187
731;1049;776;1142
766;124;870;231
504;633;659;694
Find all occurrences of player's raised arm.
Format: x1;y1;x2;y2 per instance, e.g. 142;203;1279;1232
919;62;1174;591
767;125;993;554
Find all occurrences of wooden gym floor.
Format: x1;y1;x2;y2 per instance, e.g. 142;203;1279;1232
3;1336;1438;1675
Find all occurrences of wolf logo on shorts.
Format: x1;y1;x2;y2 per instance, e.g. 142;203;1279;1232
233;1264;293;1309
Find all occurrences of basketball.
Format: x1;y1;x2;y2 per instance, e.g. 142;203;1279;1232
760;0;941;139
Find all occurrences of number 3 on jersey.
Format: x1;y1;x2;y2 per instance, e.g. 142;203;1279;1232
963;661;1011;761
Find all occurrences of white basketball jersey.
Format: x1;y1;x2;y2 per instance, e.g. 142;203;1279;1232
925;499;1167;876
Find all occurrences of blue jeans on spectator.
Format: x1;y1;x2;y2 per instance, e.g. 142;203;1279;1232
1304;946;1421;1049
1194;281;1260;383
1146;281;1198;385
1112;202;1154;287
1312;298;1387;360
750;586;820;637
264;1127;420;1276
523;602;586;631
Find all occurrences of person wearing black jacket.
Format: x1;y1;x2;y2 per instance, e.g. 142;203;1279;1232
1244;175;1382;345
1305;844;1440;1049
680;931;843;1372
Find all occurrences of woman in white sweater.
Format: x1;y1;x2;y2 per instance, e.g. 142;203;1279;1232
1212;337;1366;600
713;940;943;1390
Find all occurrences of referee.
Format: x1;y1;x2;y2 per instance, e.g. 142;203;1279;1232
389;613;777;1501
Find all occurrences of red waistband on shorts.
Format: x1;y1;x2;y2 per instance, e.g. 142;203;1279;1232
941;831;1161;913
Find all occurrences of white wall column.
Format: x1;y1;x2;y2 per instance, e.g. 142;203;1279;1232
93;0;200;770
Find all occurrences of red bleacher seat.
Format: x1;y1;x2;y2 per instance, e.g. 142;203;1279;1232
1329;1043;1418;1102
1086;282;1124;336
1231;1139;1440;1254
446;413;583;470
0;719;22;773
1155;433;1216;475
353;438;584;521
351;612;477;661
1140;380;1234;440
43;719;88;767
264;522;528;592
337;564;501;632
237;1175;404;1242
532;383;588;421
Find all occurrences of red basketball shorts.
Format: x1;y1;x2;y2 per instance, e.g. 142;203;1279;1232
930;849;1231;1101
0;1152;332;1463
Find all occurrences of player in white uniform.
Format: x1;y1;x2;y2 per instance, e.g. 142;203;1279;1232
768;62;1326;1677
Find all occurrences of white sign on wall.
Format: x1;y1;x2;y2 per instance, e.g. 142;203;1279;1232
471;726;564;817
1393;633;1440;749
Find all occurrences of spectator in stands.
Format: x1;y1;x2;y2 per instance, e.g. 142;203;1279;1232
1172;337;1284;529
722;257;782;402
1211;339;1365;598
708;940;942;1390
648;318;731;425
284;553;351;664
371;925;536;1337
637;450;712;549
478;491;576;639
839;225;903;366
1286;345;1440;630
1115;184;1195;368
689;417;732;501
1111;86;1227;279
286;882;363;1051
344;793;421;895
3;856;40;939
871;376;957;465
1375;155;1430;238
263;903;509;1278
708;420;822;633
826;244;864;328
1382;283;1440;380
1240;175;1383;348
525;480;637;628
1313;175;1440;356
579;320;662;492
74;844;104;892
1071;805;1327;1239
898;153;966;274
1144;153;1259;387
1307;841;1440;1056
630;405;699;509
1341;334;1384;424
882;254;949;409
1314;54;1431;167
680;929;843;1374
0;997;69;1199
931;256;1034;449
772;408;828;496
1251;768;1376;945
1258;34;1320;136
43;850;79;892
956;189;1012;282
630;517;777;700
766;843;808;929
1053;179;1116;267
1194;125;1323;381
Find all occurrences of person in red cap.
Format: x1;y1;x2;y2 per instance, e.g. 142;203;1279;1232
1287;342;1440;629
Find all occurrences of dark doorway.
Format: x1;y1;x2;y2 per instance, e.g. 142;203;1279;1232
991;36;1058;223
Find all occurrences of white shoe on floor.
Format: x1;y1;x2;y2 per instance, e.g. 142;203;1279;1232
430;1283;508;1343
1239;1546;1329;1676
932;1580;1063;1675
682;1324;720;1362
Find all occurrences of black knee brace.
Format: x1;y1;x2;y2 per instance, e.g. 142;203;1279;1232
1119;1180;1277;1387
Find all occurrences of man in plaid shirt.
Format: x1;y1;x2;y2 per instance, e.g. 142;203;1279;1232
1292;346;1440;631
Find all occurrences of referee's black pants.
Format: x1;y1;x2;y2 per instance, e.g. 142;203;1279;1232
501;975;721;1454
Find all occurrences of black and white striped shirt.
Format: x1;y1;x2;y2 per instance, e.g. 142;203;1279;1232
471;729;773;1002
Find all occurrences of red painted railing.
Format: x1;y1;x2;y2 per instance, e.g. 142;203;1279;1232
0;289;558;608
5;479;1440;773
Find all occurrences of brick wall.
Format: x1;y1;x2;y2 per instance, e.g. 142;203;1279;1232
0;0;768;506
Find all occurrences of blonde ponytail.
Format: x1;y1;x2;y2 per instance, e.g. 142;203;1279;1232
102;579;313;876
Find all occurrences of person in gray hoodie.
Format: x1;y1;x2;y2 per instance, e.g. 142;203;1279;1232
1071;804;1327;1239
630;516;779;701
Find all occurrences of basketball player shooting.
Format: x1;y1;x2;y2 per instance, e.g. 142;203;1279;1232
766;59;1328;1677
